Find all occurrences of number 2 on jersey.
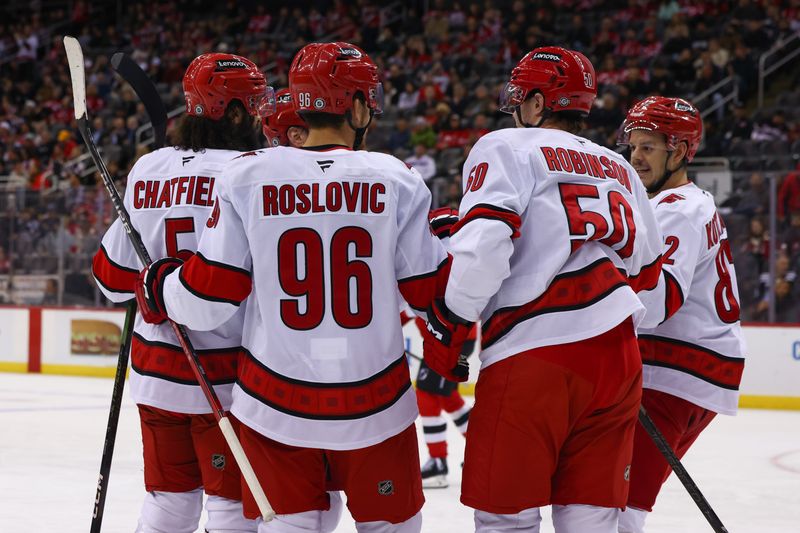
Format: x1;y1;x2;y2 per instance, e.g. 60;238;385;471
278;226;373;330
558;183;636;259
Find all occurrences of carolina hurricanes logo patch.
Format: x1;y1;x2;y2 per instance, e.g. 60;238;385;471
206;198;220;228
658;193;685;205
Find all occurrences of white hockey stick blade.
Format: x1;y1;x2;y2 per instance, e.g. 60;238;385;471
63;36;87;121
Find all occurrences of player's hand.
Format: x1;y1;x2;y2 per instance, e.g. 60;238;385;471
428;207;459;240
423;298;472;382
135;257;184;324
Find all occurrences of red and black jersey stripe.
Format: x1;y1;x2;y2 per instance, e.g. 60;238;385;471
398;256;451;312
661;270;685;323
236;350;412;420
628;255;662;293
130;333;238;385
179;251;252;306
638;334;744;390
92;244;138;294
451;203;522;239
481;258;628;349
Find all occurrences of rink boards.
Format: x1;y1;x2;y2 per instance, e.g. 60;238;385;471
1;305;799;409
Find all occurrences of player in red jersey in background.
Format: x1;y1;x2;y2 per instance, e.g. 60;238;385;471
616;96;746;533
423;46;664;532
92;53;274;533
136;42;451;533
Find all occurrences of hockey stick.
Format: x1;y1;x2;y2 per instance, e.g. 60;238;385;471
64;36;275;523
637;406;728;532
90;300;136;533
90;53;169;533
110;53;168;149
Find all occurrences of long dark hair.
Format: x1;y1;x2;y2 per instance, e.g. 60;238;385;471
170;101;260;152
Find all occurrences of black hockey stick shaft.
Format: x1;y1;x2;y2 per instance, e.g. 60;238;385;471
110;53;167;149
64;36;274;522
638;405;728;533
90;53;169;533
90;300;136;533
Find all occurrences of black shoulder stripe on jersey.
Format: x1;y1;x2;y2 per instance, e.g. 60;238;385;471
178;269;244;307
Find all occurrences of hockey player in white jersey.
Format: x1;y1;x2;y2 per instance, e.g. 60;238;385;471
92;53;275;533
616;96;746;533
135;42;452;533
423;46;664;532
262;88;308;148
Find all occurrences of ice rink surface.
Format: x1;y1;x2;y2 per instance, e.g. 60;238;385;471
1;373;799;533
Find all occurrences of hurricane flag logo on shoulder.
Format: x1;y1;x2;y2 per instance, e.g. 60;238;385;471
215;59;248;70
532;52;562;62
277;93;292;104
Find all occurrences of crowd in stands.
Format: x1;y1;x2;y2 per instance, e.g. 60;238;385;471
0;0;799;318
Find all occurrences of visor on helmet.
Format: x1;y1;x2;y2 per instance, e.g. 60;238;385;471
368;83;384;115
254;86;277;118
498;82;527;114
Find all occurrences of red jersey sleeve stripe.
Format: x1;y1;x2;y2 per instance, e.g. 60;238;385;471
662;270;685;323
628;255;663;293
398;256;451;311
451;203;522;239
92;244;138;294
179;252;252;306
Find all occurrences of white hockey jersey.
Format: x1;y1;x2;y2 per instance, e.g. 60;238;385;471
92;147;245;414
160;145;449;450
445;128;663;370
638;183;746;415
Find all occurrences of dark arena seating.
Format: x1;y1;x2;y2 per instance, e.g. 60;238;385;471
0;0;798;320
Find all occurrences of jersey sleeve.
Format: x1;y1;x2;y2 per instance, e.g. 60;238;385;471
162;175;253;331
445;134;530;321
395;166;450;316
637;205;701;327
91;172;141;303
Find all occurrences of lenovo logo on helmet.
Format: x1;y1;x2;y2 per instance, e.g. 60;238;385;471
532;52;562;62
338;47;362;59
674;101;695;114
215;59;248;70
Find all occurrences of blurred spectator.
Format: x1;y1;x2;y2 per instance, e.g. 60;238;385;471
778;163;800;223
751;111;789;142
724;102;754;142
733;172;769;217
405;144;437;182
0;246;9;273
386;117;411;151
740;217;770;274
409;116;437;149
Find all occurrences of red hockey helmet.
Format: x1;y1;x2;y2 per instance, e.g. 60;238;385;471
619;96;703;162
499;46;597;116
262;89;307;147
288;42;383;116
183;53;275;121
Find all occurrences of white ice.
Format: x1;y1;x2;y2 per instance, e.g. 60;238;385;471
1;373;799;533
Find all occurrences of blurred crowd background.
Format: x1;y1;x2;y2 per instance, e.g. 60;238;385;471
0;0;799;321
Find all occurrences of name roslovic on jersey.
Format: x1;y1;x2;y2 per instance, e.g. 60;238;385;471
160;146;449;450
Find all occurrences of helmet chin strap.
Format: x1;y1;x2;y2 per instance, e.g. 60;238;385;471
346;110;374;150
514;106;549;128
646;150;677;195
